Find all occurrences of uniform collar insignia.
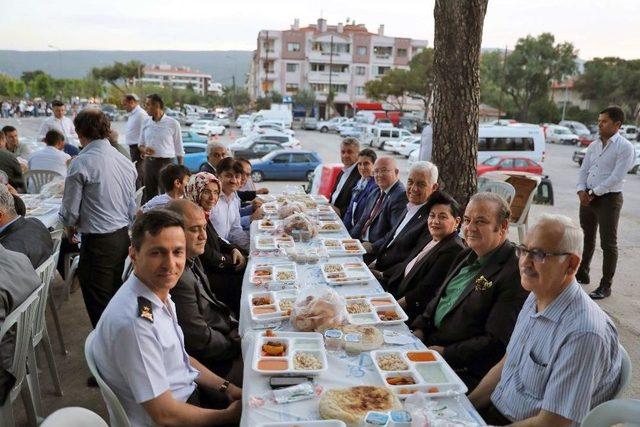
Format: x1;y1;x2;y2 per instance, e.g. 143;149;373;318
137;296;154;323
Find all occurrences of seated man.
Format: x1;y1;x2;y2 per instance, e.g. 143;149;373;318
0;243;41;405
165;200;242;386
370;161;438;272
330;137;361;218
234;159;265;231
0;185;53;268
469;214;622;426
412;192;528;389
342;148;378;234
139;164;191;214
28;130;71;177
200;142;228;175
350;156;407;255
91;210;242;426
2;126;32;159
236;157;269;202
0;131;24;192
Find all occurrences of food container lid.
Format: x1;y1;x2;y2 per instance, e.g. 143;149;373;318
364;411;389;426
344;333;362;343
324;329;343;339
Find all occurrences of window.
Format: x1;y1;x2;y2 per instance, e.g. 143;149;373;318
357;46;367;56
373;46;393;57
514;159;529;168
310;63;326;72
355;66;366;76
500;159;514;168
397;48;408;57
478;137;535;151
184;146;204;154
286;63;298;72
376;66;391;75
287;42;300;52
355;87;365;96
312;42;350;53
263;40;275;52
272;154;289;163
264;136;289;143
291;153;310;163
285;83;299;93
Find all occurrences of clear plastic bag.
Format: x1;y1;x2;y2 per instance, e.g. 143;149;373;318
290;287;348;332
277;201;304;219
39;177;65;197
281;213;318;239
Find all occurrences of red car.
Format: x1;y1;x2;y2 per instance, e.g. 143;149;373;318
477;156;543;176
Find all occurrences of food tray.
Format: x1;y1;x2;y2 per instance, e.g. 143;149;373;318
252;331;328;376
260;421;346;427
317;220;343;233
258;218;279;231
25;206;57;216
310;194;329;204
248;289;299;323
321;262;374;286
344;293;409;325
250;262;297;286
370;349;468;399
320;238;367;256
255;235;295;250
262;203;279;216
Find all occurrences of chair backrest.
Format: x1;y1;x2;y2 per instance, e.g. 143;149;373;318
135;187;145;210
24;170;62;194
614;344;632;398
33;255;57;345
477;180;516;205
581;399;640;426
84;331;132;427
0;284;41;403
50;228;64;266
41;407;108;427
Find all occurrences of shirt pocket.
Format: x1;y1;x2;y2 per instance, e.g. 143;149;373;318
515;351;549;399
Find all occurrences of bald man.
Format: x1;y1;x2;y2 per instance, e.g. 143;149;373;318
350;156;408;254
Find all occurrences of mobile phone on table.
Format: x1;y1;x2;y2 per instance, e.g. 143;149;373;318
269;376;313;389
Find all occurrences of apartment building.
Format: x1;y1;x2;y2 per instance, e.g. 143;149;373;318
139;64;212;95
247;18;428;116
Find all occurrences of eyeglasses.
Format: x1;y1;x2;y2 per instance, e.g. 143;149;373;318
515;245;570;263
373;169;392;176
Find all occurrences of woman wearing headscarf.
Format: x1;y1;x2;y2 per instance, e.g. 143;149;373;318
185;172;246;314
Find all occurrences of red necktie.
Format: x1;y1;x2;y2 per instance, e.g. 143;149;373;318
360;192;386;240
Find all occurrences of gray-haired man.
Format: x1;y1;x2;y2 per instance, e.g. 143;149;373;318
200;142;229;175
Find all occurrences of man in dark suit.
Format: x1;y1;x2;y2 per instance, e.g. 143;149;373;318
0;185;53;268
199;142;229;175
0;131;24;192
370;161;439;270
329;138;361;218
351;156;407;253
166;200;242;386
412;192;528;390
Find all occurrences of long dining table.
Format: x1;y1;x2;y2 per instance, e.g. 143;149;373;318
239;210;486;426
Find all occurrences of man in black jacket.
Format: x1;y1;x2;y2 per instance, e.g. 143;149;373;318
0;185;52;268
412;192;528;390
329;138;361;218
166;200;242;385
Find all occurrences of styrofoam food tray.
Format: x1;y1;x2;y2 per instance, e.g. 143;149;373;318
317;220;343;233
344;292;409;326
321;262;374;286
248;289;299;323
252;331;328;376
370;349;468;399
258;218;279;231
320;238;367;256
250;262;297;285
255;235;295;250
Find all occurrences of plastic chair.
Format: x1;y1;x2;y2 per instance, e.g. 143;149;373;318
477;179;516;205
581;399;640;426
23;170;62;194
121;256;133;283
31;255;64;415
614;344;632;398
84;331;132;427
40;407;108;427
135;186;145;210
47;229;67;355
0;284;42;427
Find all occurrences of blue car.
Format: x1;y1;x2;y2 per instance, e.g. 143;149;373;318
183;142;208;172
181;130;208;144
250;150;321;182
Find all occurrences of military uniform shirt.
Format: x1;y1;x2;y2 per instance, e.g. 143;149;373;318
92;274;199;426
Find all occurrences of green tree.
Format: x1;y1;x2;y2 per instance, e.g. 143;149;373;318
0;74;26;98
31;73;54;99
270;91;283;104
364;69;410;111
20;70;47;87
405;48;435;118
91;60;144;95
293;89;316;117
256;97;271;110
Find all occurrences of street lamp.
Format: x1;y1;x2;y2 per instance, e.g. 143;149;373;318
47;44;62;77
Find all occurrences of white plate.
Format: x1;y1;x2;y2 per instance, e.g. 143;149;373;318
248;289;299;323
344;293;409;326
249;262;297;286
320;261;374;286
252;331;328;376
370;349;468;399
320;239;367;257
317;220;343;233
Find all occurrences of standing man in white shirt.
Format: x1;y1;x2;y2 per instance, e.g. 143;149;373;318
576;106;636;299
28;130;70;177
37;100;80;147
139;94;184;203
122;93;148;187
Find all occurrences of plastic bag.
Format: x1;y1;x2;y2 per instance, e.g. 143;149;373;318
281;213;318;239
39;177;65;197
291;287;348;332
277;201;304;219
404;393;481;426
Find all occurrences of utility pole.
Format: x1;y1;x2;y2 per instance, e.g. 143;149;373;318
561;78;569;121
264;31;270;98
232;75;236;115
497;45;508;121
327;35;334;119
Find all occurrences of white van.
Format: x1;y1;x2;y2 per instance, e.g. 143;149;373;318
252;109;293;129
369;127;413;149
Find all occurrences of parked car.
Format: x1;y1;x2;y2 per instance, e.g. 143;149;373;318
397;136;421;157
476;156;543;176
316;117;349;133
250;150;322;182
182;142;208;172
191;120;226;136
559;120;591;138
341;124;367;139
100;104;117;121
185;113;201;126
545;124;580;145
371;127;413;149
235;114;251;128
181;130;207;144
620;125;639;141
302;117;318;130
573;143;640;173
229;131;301;150
166;109;187;126
231;140;284;159
408;148;419;167
243;120;295;137
216;115;231;127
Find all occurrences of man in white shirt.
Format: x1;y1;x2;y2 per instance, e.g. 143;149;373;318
28;130;70;177
210;158;250;251
122;94;148;187
139;94;185;203
576;106;636;299
37;100;80;147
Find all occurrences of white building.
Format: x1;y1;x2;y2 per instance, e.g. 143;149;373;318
247;18;428;116
139;64;212;95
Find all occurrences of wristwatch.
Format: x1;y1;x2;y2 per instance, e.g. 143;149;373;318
587;189;595;197
218;380;230;393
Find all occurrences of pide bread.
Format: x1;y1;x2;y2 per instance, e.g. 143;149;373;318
319;386;402;425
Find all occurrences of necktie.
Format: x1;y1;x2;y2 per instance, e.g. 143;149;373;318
360;191;386;240
404;240;438;277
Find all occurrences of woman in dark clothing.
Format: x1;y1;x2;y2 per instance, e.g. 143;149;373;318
184;172;246;315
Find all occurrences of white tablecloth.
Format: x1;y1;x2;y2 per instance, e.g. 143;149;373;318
22;194;62;229
240;221;485;426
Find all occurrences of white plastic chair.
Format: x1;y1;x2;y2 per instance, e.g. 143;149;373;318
40;407;108;427
47;229;67;355
135;186;145;210
23;170;62;194
0;284;42;427
477;180;516;205
84;331;132;427
581;399;640;427
614;344;632;398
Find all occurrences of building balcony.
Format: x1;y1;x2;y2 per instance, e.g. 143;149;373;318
308;50;352;62
259;70;277;81
307;71;350;84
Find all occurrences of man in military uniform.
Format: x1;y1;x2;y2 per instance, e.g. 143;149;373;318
91;209;242;426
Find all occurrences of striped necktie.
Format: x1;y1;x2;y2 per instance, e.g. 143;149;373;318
360;191;387;240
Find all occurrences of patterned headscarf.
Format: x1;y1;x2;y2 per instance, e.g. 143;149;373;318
185;172;220;214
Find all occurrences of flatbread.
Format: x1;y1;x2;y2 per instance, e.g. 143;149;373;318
319;386;402;425
339;325;384;351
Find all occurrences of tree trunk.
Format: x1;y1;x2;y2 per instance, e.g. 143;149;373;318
432;0;488;206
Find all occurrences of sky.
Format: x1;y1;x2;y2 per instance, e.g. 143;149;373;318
1;0;639;60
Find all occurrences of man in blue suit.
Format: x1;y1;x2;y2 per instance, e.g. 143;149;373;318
342;148;378;233
351;156;408;254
